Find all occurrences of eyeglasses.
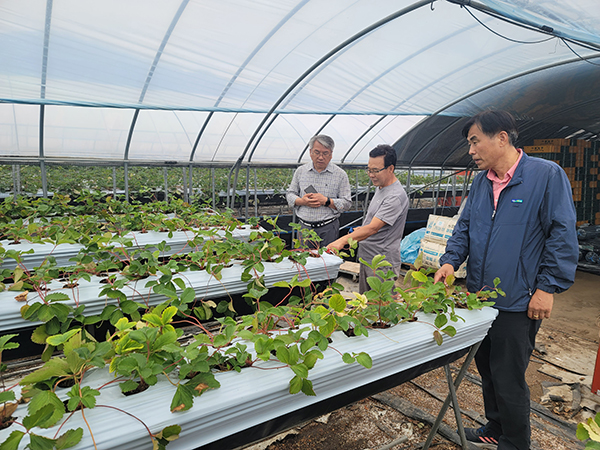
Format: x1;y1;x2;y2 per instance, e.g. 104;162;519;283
311;149;332;158
366;166;389;175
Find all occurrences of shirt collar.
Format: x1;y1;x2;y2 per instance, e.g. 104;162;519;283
487;148;523;184
309;161;332;173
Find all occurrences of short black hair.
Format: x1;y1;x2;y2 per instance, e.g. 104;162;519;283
461;110;518;146
369;144;397;169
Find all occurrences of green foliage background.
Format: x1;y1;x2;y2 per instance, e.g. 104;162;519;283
0;164;441;200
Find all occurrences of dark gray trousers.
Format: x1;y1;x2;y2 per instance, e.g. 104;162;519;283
299;218;339;248
475;310;541;450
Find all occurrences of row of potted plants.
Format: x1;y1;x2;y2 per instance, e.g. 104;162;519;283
0;219;336;331
0;243;503;449
1;194;251;241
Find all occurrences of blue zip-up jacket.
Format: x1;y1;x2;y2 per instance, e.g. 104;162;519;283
440;152;578;311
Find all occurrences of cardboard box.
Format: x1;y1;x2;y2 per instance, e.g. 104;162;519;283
533;138;569;146
420;215;467;278
423;215;458;245
420;240;467;278
524;145;559;154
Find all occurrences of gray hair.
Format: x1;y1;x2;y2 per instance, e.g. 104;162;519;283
308;134;335;152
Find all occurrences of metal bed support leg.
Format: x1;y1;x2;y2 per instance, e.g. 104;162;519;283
422;340;482;450
446;364;467;447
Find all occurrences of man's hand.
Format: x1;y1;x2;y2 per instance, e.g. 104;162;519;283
298;193;328;208
527;289;553;320
434;263;455;284
327;237;347;252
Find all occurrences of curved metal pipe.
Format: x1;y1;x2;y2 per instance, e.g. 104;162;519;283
125;0;189;162
189;1;310;162
406;54;600;168
341;116;387;163
231;0;436;191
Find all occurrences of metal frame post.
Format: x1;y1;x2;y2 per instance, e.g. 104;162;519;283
452;173;457;207
182;167;188;203
433;168;443;215
355;169;359;210
422;341;482;450
254;167;258;217
211;167;216;209
112;167;117;196
188;164;194;203
245;165;250;219
163;167;169;204
124;162;129;202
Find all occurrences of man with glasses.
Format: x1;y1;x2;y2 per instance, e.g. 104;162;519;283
434;110;578;450
286;135;352;247
327;144;409;293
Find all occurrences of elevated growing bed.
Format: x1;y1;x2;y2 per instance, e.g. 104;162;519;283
0;308;497;450
0;226;259;271
1;253;342;333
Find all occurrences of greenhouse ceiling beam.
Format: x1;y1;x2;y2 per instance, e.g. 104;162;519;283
37;0;54;198
292;14;492;167
341;116;387;164
529;96;600;129
405;54;600;168
227;113;279;207
124;0;190;162
227;0;436;206
390;33;533;166
404;116;464;167
231;0;436;196
440;135;472;168
246;2;481;167
189;0;310;163
447;0;600;52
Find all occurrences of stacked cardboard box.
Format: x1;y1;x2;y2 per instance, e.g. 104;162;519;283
419;215;467;278
524;139;600;226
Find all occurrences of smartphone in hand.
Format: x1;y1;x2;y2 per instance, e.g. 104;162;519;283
304;185;318;194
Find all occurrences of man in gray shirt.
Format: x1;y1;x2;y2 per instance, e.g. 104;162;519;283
286;135;352;247
327;144;409;293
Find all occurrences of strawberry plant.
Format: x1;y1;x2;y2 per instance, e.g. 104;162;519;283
577;411;600;449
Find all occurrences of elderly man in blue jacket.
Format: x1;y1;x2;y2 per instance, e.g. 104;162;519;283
434;110;578;450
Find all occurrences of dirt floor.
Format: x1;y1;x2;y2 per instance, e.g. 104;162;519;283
244;269;600;450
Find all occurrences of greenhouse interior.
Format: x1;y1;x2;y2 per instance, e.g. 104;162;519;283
1;1;600;449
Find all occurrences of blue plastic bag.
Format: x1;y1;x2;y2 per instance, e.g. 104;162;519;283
401;228;426;265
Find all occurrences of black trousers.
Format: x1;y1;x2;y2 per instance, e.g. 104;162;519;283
475;310;541;450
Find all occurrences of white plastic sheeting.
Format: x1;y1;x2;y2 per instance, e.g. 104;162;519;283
0;1;599;165
0;307;498;449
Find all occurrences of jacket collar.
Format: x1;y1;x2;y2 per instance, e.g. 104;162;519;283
485;150;528;188
507;150;528;187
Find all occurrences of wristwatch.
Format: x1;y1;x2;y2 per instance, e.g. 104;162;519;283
325;197;331;207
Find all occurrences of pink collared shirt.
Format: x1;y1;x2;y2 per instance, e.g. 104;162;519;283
487;149;523;209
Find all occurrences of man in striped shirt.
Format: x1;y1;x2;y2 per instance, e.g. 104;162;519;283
286;135;352;247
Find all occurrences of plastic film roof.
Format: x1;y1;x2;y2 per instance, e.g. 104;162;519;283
1;0;599;167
